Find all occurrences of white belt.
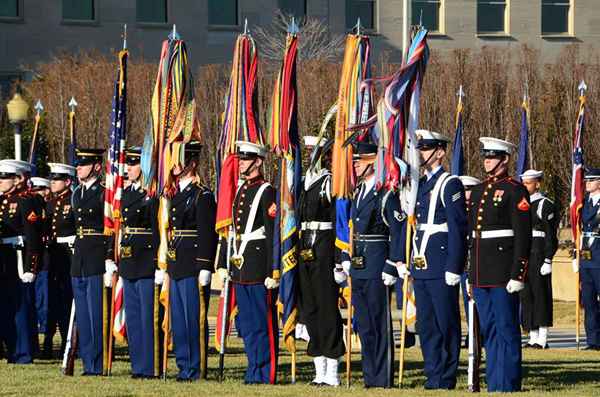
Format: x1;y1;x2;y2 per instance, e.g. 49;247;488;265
301;221;333;231
532;230;546;238
472;229;515;239
1;236;25;246
238;226;266;242
56;236;76;244
416;223;448;233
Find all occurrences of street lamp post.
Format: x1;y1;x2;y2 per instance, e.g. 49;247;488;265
6;90;29;161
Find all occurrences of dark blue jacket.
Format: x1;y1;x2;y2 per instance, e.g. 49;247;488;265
581;194;600;269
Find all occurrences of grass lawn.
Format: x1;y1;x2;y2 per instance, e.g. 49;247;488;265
1;339;599;396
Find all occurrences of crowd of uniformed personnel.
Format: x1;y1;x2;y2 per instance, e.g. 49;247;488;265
0;128;595;392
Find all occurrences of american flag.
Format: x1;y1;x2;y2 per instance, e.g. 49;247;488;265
570;82;586;244
104;49;128;341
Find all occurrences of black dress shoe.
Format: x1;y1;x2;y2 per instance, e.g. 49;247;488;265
522;343;534;349
81;372;102;377
310;381;323;386
533;343;549;349
176;377;193;383
583;345;600;351
131;374;142;379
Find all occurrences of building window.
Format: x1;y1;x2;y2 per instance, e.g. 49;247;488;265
0;0;19;17
137;0;167;24
542;0;571;35
411;0;441;32
477;0;507;33
63;0;94;21
208;0;238;26
278;0;306;18
345;0;376;30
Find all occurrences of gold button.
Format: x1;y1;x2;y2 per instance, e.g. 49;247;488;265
238;210;242;214
2;200;6;204
172;208;176;212
52;226;56;229
89;209;93;212
78;208;82;212
483;191;488;196
480;200;485;204
237;218;240;221
239;201;244;206
477;216;482;221
478;208;483;212
477;225;482;230
487;184;492;189
124;208;128;212
57;201;61;206
77;217;82;221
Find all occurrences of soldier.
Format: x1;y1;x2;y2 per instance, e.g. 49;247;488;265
334;141;404;388
468;137;531;392
159;142;217;382
575;168;600;350
519;169;558;349
297;136;344;386
216;141;279;385
396;130;468;390
42;163;76;358
0;160;43;364
117;147;160;378
71;148;113;376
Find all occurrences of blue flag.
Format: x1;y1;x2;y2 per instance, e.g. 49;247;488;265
451;98;464;176
516;99;529;180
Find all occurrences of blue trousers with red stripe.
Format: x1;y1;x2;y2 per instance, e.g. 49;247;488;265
170;276;200;380
234;283;278;384
0;278;35;364
123;277;155;377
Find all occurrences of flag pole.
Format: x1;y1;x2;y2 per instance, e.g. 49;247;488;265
575;79;587;351
402;0;409;62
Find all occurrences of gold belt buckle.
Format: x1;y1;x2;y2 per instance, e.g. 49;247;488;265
121;246;132;258
167;249;177;260
413;255;428;270
351;256;365;269
230;254;244;269
300;248;315;262
581;249;592;261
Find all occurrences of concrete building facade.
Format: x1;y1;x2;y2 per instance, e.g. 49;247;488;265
0;0;598;94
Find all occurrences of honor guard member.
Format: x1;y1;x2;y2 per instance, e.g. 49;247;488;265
335;141;404;388
575;167;600;350
71;149;114;376
396;130;467;390
31;177;51;199
0;160;43;364
42;163;76;358
459;175;481;348
519;169;558;349
217;141;279;385
161;142;217;382
118;147;160;378
468;137;531;392
297;136;344;386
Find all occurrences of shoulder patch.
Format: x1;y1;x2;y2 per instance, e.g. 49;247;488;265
268;202;277;218
517;197;530;212
452;191;462;202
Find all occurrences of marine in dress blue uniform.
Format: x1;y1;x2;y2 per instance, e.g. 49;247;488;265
0;160;43;364
118;148;160;378
216;141;279;385
398;130;467;390
42;164;77;358
71;149;113;376
337;141;404;388
163;142;217;381
577;167;600;350
468;137;531;392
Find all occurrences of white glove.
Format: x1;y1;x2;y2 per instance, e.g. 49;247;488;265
198;270;212;287
217;268;230;282
103;271;114;288
506;279;525;293
264;277;280;290
341;260;351;275
154;269;165;285
572;259;579;273
540;259;552;276
105;259;117;275
334;265;347;284
396;262;410;278
382;272;397;286
20;272;36;283
445;271;461;286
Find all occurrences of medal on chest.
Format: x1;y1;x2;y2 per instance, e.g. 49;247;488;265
492;190;504;206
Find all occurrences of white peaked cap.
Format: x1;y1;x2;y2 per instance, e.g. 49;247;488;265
459;175;481;187
303;135;327;147
235;141;267;158
415;129;451;143
479;137;517;155
49;162;76;177
520;169;543;180
0;159;32;175
31;177;51;188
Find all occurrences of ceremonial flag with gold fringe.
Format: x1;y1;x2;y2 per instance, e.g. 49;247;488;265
268;23;301;354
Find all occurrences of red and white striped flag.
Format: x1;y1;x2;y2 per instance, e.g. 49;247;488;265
570;81;586;244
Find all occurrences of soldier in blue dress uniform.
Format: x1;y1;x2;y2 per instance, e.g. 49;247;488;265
467;137;531;392
335;141;404;388
216;141;279;385
71;149;114;376
397;129;468;390
161;141;217;382
0;160;43;364
42;163;76;358
117;147;160;378
576;167;600;350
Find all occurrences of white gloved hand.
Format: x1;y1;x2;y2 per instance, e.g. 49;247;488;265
381;272;398;286
334;265;347;284
103;271;114;288
506;279;525;293
341;260;351;275
217;268;230;282
396;262;410;278
154;269;165;285
572;259;579;273
540;259;552;276
105;259;117;275
20;272;36;283
198;270;212;287
264;277;280;290
445;271;462;286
